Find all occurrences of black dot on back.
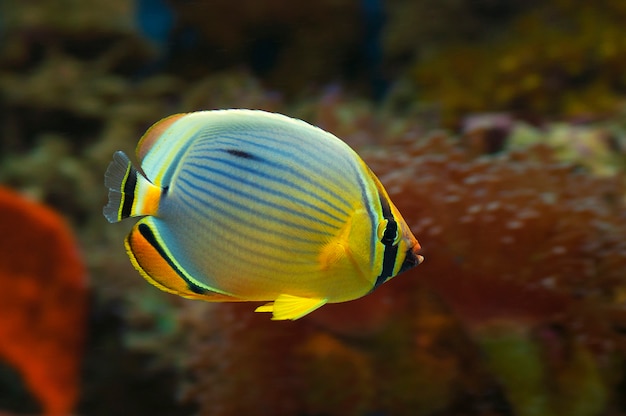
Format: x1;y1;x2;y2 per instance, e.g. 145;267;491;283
226;149;257;159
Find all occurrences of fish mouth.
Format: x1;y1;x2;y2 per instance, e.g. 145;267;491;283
398;247;424;274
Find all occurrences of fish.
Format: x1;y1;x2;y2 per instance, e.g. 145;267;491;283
103;109;423;320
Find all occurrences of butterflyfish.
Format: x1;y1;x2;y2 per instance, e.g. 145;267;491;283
103;109;423;320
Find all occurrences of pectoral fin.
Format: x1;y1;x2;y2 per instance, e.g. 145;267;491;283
255;294;327;320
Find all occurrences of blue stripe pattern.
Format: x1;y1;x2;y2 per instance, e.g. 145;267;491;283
177;174;332;235
141;110;387;297
192;133;357;198
186;156;349;219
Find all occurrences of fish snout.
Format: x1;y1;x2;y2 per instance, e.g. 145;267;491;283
398;245;424;274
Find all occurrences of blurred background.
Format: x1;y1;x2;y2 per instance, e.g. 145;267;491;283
2;0;626;415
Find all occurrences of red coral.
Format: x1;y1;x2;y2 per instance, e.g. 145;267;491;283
0;187;87;416
366;134;626;349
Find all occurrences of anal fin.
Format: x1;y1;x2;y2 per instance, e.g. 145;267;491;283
126;218;240;302
255;294;327;320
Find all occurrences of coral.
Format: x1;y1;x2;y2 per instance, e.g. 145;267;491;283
182;284;470;416
478;328;610;416
367;134;626;342
4;1;626;412
181;303;308;416
0;14;287;412
0;187;87;415
411;0;626;125
183;130;626;416
507;121;626;176
365;133;626;415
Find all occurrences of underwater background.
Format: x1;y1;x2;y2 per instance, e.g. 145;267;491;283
2;0;626;415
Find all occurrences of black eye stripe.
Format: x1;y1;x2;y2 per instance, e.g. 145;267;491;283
372;193;399;291
378;189;398;246
381;218;398;246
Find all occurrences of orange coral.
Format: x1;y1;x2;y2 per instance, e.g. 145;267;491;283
0;187;87;415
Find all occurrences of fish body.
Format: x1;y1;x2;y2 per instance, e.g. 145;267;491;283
104;109;422;320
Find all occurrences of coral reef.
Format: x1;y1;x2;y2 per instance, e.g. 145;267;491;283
3;0;626;414
411;0;626;124
366;133;626;415
368;134;626;338
0;187;87;415
182;131;626;416
181;287;479;416
507;120;626;176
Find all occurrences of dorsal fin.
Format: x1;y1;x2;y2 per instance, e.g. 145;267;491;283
136;113;187;162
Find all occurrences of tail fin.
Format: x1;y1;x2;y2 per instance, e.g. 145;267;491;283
103;151;162;223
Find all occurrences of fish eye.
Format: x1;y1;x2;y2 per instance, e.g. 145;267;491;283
377;219;401;246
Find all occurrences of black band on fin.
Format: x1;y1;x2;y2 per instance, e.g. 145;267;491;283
121;165;137;219
137;223;209;295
